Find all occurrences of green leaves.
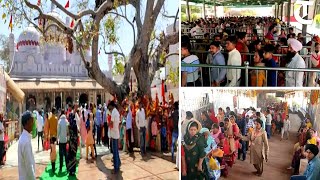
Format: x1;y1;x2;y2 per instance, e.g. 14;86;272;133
2;13;6;20
112;54;125;75
166;61;179;87
103;15;119;45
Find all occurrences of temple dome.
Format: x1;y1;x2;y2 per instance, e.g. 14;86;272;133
17;24;40;52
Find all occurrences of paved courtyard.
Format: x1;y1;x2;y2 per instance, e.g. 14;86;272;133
220;113;302;180
0;138;178;180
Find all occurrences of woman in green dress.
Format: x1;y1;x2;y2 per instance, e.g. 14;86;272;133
183;120;207;180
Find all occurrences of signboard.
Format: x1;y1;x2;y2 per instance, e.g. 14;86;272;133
0;66;6;114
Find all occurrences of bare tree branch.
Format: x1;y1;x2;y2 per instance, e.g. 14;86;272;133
50;0;95;20
24;0;74;34
104;51;125;59
164;52;179;59
109;11;136;44
133;0;142;36
173;9;179;32
161;14;176;19
149;32;179;82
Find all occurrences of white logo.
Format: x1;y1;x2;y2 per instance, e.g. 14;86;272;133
294;1;314;25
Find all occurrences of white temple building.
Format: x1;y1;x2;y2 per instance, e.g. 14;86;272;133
8;6;112;112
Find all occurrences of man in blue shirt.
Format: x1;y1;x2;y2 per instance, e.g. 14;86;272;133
291;144;320;180
263;44;277;87
236;114;247;161
95;105;102;145
181;42;201;87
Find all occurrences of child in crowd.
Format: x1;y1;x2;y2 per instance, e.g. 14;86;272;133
50;137;57;174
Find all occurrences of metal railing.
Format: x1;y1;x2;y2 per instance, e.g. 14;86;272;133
181;62;320;87
191;50;312;69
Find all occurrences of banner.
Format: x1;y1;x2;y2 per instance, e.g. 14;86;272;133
0;66;6;114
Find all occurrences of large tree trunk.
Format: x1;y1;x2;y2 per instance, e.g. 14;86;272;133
133;54;151;98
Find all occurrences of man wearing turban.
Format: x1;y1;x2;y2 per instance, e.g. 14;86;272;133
286;38;306;87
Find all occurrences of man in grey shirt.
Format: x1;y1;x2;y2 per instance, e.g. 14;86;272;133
57;109;69;172
207;41;226;86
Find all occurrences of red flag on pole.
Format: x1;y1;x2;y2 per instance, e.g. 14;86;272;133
70;19;74;28
65;0;70;8
37;0;41;6
8;15;13;32
161;80;165;105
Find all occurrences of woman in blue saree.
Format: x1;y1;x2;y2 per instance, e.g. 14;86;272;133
200;128;221;180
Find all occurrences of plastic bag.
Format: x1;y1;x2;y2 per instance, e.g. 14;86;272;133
209;157;219;170
44;140;50;151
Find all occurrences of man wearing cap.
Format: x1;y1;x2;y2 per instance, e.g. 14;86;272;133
18;111;36;180
291;144;320;180
286;38;306;87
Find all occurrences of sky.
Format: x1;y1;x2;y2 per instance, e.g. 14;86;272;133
0;0;179;71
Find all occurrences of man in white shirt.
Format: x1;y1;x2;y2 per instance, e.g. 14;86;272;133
0;113;4;165
108;101;121;174
190;21;202;37
136;103;146;155
266;110;272;139
281;115;291;141
36;110;44;151
126;105;134;153
18;111;36;180
225;36;242;87
57;110;69;172
286;38;306;87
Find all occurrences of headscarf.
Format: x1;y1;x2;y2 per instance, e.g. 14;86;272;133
184;120;202;146
200;128;216;153
212;126;222;142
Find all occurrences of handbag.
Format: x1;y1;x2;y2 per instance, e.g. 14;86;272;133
209;157;219;170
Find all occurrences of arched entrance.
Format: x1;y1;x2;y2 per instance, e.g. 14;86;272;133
79;93;88;107
44;97;51;112
26;95;36;111
97;94;102;105
55;96;62;110
66;96;73;105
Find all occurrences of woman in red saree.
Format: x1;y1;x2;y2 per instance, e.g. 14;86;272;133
223;116;240;168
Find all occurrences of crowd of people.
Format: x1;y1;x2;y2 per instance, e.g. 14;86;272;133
181;103;320;180
181;16;320;87
15;94;179;179
287;114;320;179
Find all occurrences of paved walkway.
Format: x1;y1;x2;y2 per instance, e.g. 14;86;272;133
221;113;301;180
0;138;178;179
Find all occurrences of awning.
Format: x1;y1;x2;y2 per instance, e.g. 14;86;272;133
13;80;104;90
5;72;25;102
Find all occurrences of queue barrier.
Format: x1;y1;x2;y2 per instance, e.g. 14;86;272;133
181;62;320;87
